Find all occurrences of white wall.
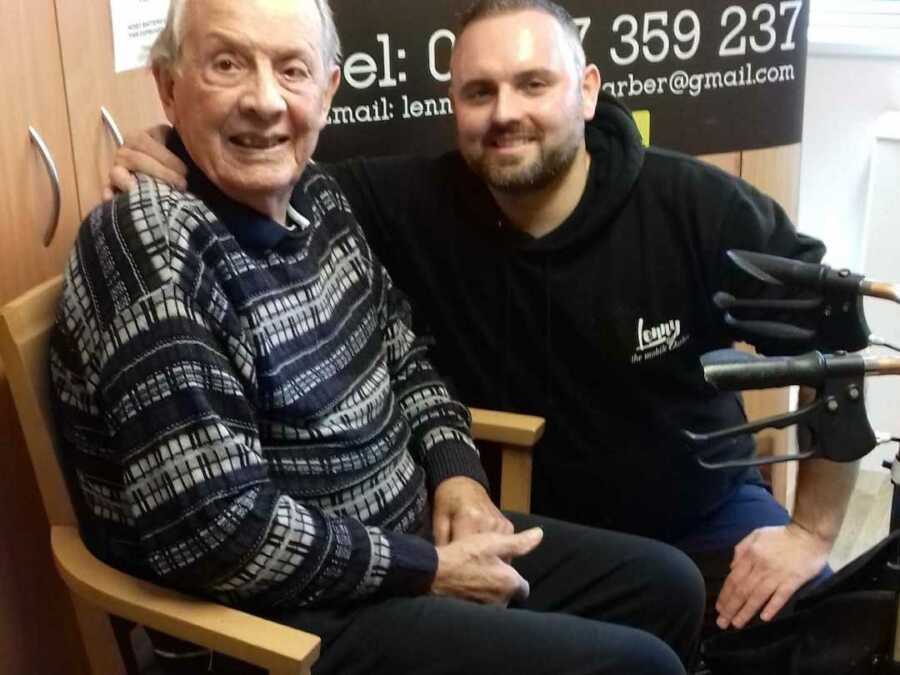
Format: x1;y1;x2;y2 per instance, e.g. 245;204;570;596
798;32;900;470
798;54;900;269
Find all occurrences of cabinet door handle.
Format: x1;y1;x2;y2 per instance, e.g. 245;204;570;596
100;106;124;147
28;126;61;247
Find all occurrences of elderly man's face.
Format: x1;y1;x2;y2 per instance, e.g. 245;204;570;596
450;10;598;194
156;0;339;213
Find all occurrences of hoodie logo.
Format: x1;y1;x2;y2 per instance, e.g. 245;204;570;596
631;317;689;363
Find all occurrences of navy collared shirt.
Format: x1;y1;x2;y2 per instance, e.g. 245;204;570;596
166;131;314;255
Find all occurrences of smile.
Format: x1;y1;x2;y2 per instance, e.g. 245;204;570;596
488;136;536;149
229;134;290;150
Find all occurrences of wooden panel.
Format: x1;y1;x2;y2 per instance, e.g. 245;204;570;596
696;146;803;510
0;0;90;672
741;144;802;222
55;0;167;217
696;152;741;176
739;143;803;511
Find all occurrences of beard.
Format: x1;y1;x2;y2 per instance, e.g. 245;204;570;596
463;122;583;195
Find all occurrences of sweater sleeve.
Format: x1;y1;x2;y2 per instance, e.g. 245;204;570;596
375;263;490;492
327;160;490;491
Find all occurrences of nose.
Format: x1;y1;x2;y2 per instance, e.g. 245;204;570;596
491;86;524;126
240;66;287;120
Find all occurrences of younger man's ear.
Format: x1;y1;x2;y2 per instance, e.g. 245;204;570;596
581;64;602;120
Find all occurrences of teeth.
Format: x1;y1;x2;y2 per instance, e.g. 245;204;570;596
231;135;284;149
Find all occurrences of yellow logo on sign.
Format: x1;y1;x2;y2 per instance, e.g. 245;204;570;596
632;110;650;147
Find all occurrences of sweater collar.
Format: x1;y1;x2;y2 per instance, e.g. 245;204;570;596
166;131;312;253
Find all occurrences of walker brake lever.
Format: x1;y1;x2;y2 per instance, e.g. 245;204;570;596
714;292;818;344
721;250;871;352
713;293;824;312
683;401;819;469
682;349;877;469
733;249;900;307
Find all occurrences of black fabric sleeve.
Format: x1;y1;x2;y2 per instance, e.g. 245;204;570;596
712;178;827;354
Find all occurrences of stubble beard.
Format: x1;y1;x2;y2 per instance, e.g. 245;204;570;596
466;123;583;195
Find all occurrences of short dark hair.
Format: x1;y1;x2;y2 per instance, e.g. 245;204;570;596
456;0;585;71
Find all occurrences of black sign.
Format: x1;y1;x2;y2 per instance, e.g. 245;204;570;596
317;0;809;161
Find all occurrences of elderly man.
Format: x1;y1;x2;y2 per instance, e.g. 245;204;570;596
114;0;856;639
53;0;704;674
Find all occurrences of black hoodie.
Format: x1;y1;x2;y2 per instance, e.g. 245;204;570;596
328;96;824;542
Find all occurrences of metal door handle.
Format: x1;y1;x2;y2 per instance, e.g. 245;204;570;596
100;106;124;147
28;126;61;247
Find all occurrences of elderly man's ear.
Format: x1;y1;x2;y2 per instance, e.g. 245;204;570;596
319;65;341;126
153;64;179;128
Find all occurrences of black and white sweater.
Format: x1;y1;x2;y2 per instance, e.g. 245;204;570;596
50;145;487;612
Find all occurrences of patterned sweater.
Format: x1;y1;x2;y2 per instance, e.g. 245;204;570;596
50;148;488;611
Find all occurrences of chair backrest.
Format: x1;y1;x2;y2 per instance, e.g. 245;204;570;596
0;276;76;527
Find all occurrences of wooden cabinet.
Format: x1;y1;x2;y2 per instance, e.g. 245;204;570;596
0;1;165;672
0;0;81;293
0;2;88;673
56;0;166;216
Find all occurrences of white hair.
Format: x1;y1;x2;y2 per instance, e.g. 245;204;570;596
149;0;342;73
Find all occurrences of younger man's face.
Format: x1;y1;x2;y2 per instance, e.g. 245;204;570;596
449;10;597;194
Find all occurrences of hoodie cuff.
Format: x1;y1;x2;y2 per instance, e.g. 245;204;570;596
423;440;490;493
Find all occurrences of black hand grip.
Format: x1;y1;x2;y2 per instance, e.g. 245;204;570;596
704;352;822;389
728;250;864;295
722;314;816;341
702;351;866;390
713;291;823;312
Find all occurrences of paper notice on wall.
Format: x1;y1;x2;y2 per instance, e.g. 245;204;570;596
110;0;171;73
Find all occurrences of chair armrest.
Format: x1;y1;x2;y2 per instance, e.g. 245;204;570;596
51;526;320;675
468;408;544;514
468;407;545;447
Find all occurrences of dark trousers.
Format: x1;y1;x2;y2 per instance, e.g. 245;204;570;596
268;512;705;675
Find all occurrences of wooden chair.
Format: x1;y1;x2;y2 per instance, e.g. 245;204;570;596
0;276;544;675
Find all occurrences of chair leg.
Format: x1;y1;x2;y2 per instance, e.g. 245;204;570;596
110;617;143;675
70;593;128;675
499;445;532;513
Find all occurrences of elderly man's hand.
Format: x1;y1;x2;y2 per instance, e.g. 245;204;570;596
431;528;543;605
716;522;831;629
104;124;186;199
432;476;514;545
